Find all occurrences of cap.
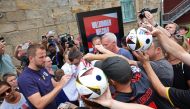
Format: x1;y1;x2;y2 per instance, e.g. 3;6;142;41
46;30;55;37
94;56;132;84
47;42;56;47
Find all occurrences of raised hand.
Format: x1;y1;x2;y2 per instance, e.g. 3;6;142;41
95;45;106;53
132;51;149;64
83;53;95;61
59;74;71;87
91;87;112;108
144;11;156;26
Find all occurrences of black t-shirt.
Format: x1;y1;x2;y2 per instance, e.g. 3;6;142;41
114;65;173;109
168;87;190;109
48;52;64;68
172;62;190;90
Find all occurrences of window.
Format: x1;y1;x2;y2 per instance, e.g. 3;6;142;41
120;0;136;23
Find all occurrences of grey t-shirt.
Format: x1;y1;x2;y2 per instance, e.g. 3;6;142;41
138;59;174;87
117;48;134;60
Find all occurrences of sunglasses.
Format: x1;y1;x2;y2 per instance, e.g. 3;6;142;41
0;88;12;98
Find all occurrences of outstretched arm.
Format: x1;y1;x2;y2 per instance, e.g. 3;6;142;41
83;45;137;65
142;11;190;65
151;28;190;66
133;51;168;99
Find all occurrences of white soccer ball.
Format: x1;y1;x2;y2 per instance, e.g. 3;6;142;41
76;67;108;99
126;27;152;51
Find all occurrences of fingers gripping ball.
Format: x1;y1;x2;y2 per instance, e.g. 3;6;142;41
126;27;153;51
76;67;108;99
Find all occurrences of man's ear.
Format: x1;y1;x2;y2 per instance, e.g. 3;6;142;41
156;47;162;54
28;56;33;62
109;79;116;86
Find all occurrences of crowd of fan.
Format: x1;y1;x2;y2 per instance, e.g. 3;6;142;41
0;10;190;109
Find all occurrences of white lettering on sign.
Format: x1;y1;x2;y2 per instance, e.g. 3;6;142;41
91;19;111;28
95;27;109;35
91;19;112;35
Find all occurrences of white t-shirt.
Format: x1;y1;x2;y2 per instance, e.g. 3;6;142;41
0;93;30;109
61;60;97;101
61;62;72;74
61;62;78;101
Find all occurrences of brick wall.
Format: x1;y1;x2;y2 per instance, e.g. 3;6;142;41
0;0;161;65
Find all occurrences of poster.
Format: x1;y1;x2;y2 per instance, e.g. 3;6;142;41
76;7;124;53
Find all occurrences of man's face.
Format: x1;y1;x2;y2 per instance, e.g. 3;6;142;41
92;38;101;47
0;85;15;101
45;57;52;68
71;56;81;66
48;45;56;54
32;49;46;69
145;43;157;60
7;76;18;88
178;29;188;36
165;24;176;35
101;37;115;52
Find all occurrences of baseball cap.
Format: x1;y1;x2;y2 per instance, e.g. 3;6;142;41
94;56;132;84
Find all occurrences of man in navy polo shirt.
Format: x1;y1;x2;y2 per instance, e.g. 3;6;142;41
18;43;70;109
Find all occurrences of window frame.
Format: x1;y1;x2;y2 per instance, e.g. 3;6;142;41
120;0;137;23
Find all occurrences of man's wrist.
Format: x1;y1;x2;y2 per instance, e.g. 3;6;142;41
142;61;150;68
109;99;114;108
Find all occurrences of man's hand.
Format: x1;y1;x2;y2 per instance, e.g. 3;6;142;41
95;45;106;53
58;74;71;88
91;87;112;108
144;11;156;26
132;51;149;65
150;27;163;36
0;41;5;55
83;53;96;61
95;45;115;55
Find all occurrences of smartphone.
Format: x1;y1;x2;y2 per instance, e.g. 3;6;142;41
150;8;158;13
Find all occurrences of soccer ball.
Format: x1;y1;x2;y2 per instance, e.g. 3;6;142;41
126;27;152;51
76;67;108;99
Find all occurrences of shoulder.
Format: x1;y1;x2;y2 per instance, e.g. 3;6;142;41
130;65;149;83
0;99;10;108
62;63;72;74
150;59;172;70
19;93;28;103
168;87;190;108
18;68;33;80
62;63;71;69
1;54;12;61
118;48;130;53
2;54;10;58
118;48;134;59
18;68;37;88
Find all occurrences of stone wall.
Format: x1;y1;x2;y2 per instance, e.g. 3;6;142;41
0;0;161;65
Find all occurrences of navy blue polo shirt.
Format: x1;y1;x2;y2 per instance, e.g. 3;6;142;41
18;67;57;109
